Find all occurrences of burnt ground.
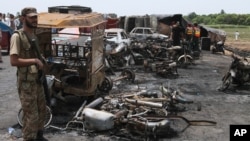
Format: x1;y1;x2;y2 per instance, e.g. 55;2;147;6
1;49;250;141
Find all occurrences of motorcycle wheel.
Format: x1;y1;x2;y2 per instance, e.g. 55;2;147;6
220;73;232;91
178;56;192;68
17;106;52;128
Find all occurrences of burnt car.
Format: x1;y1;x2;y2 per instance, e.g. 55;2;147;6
129;27;168;40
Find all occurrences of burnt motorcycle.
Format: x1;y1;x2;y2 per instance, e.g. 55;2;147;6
220;54;250;91
143;59;178;78
166;41;194;68
131;37;171;61
211;41;225;54
104;40;143;73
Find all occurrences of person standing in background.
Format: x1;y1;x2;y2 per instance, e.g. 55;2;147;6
7;14;16;31
2;13;8;25
170;21;185;46
192;23;201;51
235;31;239;41
0;12;3;21
185;23;194;42
15;14;23;30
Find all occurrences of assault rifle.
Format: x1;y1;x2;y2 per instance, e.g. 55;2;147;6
25;32;51;107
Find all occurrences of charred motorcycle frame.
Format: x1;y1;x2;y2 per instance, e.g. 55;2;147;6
104;40;144;73
211;41;225;54
220;54;250;91
166;41;194;68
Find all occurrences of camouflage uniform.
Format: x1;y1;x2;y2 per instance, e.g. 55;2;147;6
10;30;46;141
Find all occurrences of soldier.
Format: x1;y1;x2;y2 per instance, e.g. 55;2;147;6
9;7;48;141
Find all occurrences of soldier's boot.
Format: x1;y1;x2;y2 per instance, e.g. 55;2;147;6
36;130;48;141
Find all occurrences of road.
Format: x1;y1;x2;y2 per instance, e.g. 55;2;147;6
1;51;250;141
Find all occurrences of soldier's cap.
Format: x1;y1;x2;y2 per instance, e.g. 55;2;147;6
21;7;38;17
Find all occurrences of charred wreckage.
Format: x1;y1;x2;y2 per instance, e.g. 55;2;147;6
14;11;220;141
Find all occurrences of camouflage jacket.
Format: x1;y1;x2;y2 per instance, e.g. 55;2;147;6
15;30;39;82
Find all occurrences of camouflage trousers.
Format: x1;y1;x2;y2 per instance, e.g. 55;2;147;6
18;80;46;140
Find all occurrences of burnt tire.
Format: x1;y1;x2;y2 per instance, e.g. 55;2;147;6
98;76;113;93
121;69;135;83
17;106;52;128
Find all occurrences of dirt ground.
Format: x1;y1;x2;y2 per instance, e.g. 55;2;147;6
1;41;250;141
225;40;250;52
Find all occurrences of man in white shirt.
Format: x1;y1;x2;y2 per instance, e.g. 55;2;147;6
15;15;22;30
235;31;239;41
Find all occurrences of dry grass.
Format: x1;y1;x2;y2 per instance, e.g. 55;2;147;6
225;39;250;52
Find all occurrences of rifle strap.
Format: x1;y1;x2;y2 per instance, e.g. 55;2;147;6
22;31;42;60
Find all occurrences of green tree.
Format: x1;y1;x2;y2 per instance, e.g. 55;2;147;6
220;9;226;14
184;12;250;26
215;14;225;24
244;16;250;25
187;12;197;21
203;16;213;25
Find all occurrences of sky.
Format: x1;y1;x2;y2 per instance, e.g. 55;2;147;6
1;0;250;17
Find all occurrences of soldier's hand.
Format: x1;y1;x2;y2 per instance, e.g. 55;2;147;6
41;55;47;64
35;58;44;70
